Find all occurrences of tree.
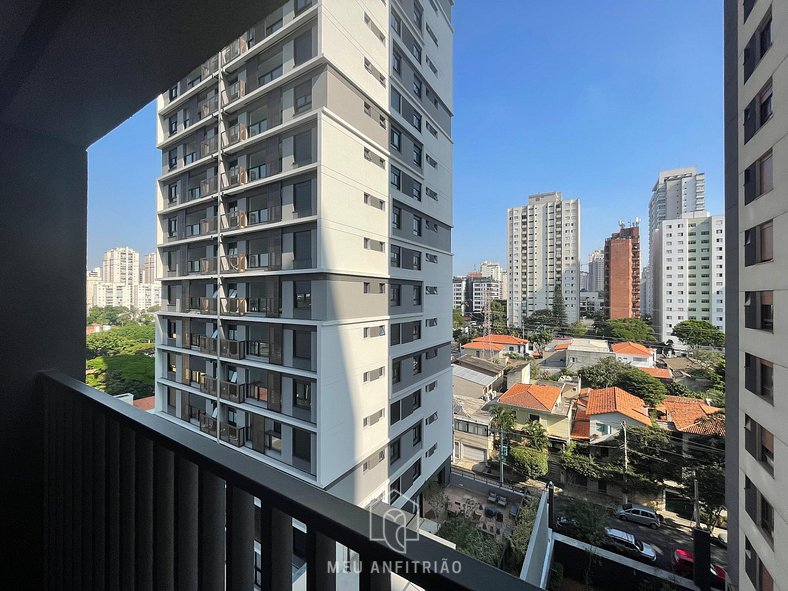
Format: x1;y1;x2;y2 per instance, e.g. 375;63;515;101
578;357;628;388
452;308;464;330
491;299;508;332
86;323;155;359
666;381;693;397
86;305;133;326
530;329;553;352
613;426;683;483
86;355;155;398
507;446;548;479
422;480;450;522
683;462;726;535
616;368;667;407
570;320;587;337
490;406;516;443
560;499;609;546
521;420;549;450
552;283;567;330
437;518;503;566
672;320;725;349
598;318;655;342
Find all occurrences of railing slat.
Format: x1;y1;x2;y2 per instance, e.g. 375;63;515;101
199;469;226;590
54;386;64;588
81;402;94;590
72;397;83;591
119;426;136;590
64;394;74;588
306;528;336;591
154;445;176;590
107;419;121;589
93;409;107;587
260;505;292;591
176;458;199;591
227;486;255;591
136;436;155;591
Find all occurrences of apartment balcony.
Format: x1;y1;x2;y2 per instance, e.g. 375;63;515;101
197;95;219;120
223;79;248;106
183;176;219;203
220;339;246;360
221;296;248;315
199;335;218;355
222;119;272;149
199;297;218;315
219;381;245;404
37;373;537;590
222;254;248;273
221;206;283;231
198;410;217;436
200;257;218;274
223;37;249;65
220;422;246;447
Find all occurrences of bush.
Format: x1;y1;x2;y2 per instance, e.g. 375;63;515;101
86;355;155;398
437;517;503;566
508;446;548;479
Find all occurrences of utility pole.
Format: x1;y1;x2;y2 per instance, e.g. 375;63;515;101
693;471;701;529
499;429;508;487
622;422;628;505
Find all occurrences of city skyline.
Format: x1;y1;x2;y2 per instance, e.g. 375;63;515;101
86;1;723;273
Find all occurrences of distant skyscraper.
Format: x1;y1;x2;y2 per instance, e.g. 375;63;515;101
604;225;641;319
102;246;140;286
85;267;102;311
640;265;652;316
587;249;604;293
478;260;507;303
507;192;581;327
141;252;157;284
452;276;467;314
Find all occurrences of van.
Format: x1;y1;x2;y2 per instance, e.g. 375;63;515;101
614;503;661;529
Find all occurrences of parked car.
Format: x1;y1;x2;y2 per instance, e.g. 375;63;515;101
713;531;728;548
671;549;726;588
555;516;579;536
614;503;661;529
603;528;657;563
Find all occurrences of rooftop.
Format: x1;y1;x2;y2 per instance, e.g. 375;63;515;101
498;383;562;413
452;364;499;388
462;341;504;352
453;395;492;425
471;334;529;345
567;338;612;354
583;387;651;426
611;341;653;357
454;355;504;376
638;367;672;379
661;395;723;434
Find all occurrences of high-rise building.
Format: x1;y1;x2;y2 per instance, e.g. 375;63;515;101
648;167;706;240
640;265;652;316
470;278;501;314
651;212;725;343
603;225;640;319
93;282;135;309
725;1;783;588
141;252;157;284
452;276;466;314
102;246;140;286
507;192;581;327
154;0;453;510
85;267;102;311
479;260;508;298
587;249;604;294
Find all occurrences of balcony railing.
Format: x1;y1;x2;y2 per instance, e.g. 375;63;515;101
222;166;247;189
223;80;247;106
199;297;218;315
220;423;246;447
199;335;218;354
220;339;246;360
221;297;248;316
201;55;219;78
221;254;247;273
202;375;218;395
248;297;279;317
223;123;248;148
221;211;248;231
41;372;537;591
200;257;218;274
198;411;217;436
198;95;219;120
223;37;249;64
200;136;218;158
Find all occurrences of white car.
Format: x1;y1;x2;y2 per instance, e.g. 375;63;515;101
604;527;657;563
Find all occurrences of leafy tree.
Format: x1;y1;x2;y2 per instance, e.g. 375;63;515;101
422;480;450;522
705;388;725;408
598;318;655;343
86;306;133;326
530;329;553;352
666;381;693;397
616;368;667;407
578;357;628;388
490;406;516;444
86;323;155;359
86;355;155;398
570;320;587;337
491;299;508;332
672;319;725;349
437;517;503;566
507;446;548;479
521;420;549;450
552;283;567;330
452;308;464;330
560;499;609;546
504;496;539;574
683;462;726;535
613;426;683;483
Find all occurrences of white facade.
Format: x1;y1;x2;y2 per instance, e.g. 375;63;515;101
470;279;501;314
452;276;466;312
648;167;706;240
479;260;508;299
652;212;725;342
507;192;581;327
640;264;652;316
154;0;453;511
102;246;140;286
587;249;604;293
141;252;157;284
135;283;162;311
93;282;135;309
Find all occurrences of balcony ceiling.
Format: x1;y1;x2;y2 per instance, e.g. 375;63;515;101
0;0;279;148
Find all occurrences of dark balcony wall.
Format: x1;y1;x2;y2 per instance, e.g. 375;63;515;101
0;122;87;587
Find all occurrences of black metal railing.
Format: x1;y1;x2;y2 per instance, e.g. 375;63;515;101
41;371;540;591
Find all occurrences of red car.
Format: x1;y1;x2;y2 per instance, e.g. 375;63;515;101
672;549;726;588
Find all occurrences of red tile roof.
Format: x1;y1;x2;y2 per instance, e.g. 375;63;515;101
462;341;504;351
638;367;672;379
471;334;529;345
499;383;562;412
571;403;590;440
554;343;570;351
612;341;653;357
133;397;156;411
662;396;723;433
584;387;651;426
683;413;726;437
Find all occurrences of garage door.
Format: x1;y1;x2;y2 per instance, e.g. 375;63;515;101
462;445;487;462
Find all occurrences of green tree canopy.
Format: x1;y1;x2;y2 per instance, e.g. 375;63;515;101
452;308;465;330
559;499;609;546
616;367;667;407
86;323;155;359
437;518;503;566
552;283;567;330
490;406;516;440
521;420;550;450
672;319;725;349
87;306;133;326
613;426;682;483
570;320;587;337
682;462;726;534
578;357;629;388
598;318;655;342
86;355;155;398
507;446;548;479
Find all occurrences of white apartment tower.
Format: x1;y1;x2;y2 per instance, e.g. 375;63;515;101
154;0;454;511
651;212;725;343
725;0;784;588
648;167;706;239
479;260;508;300
587;249;604;293
141;252;157;284
452;276;466;313
507;192;581;327
102;246;140;286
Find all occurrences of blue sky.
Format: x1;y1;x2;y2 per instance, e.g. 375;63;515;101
87;0;723;273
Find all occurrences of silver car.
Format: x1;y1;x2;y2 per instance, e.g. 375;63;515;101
604;527;658;563
614;503;661;529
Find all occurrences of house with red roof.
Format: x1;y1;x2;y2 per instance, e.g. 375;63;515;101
611;341;656;368
461;333;532;361
572;387;651;444
656;396;725;464
496;381;579;443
